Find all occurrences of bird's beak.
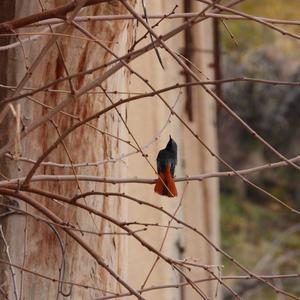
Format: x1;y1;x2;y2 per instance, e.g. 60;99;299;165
169;134;172;140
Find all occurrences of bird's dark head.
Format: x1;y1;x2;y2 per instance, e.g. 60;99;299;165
166;135;177;153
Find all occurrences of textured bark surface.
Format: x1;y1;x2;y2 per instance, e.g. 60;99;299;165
0;1;17;297
0;1;134;299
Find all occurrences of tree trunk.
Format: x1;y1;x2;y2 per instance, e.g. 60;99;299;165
0;1;135;299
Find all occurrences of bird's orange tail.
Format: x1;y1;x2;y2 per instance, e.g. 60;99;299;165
154;164;177;197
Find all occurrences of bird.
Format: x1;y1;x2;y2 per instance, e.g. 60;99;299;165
154;136;178;197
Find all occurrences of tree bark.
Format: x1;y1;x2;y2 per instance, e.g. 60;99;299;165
0;1;135;299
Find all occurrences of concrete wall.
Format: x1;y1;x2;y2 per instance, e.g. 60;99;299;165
127;1;219;299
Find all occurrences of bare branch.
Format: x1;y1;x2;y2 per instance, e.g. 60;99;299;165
0;0;112;33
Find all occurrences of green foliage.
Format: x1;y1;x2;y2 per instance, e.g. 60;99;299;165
219;1;300;298
221;0;300;55
221;194;300;298
221;194;279;266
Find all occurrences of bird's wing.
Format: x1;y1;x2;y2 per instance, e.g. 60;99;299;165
156;149;166;173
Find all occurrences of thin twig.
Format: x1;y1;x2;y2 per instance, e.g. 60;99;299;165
0;225;19;300
0;188;145;300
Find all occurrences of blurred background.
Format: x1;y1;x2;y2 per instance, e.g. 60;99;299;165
218;1;300;298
